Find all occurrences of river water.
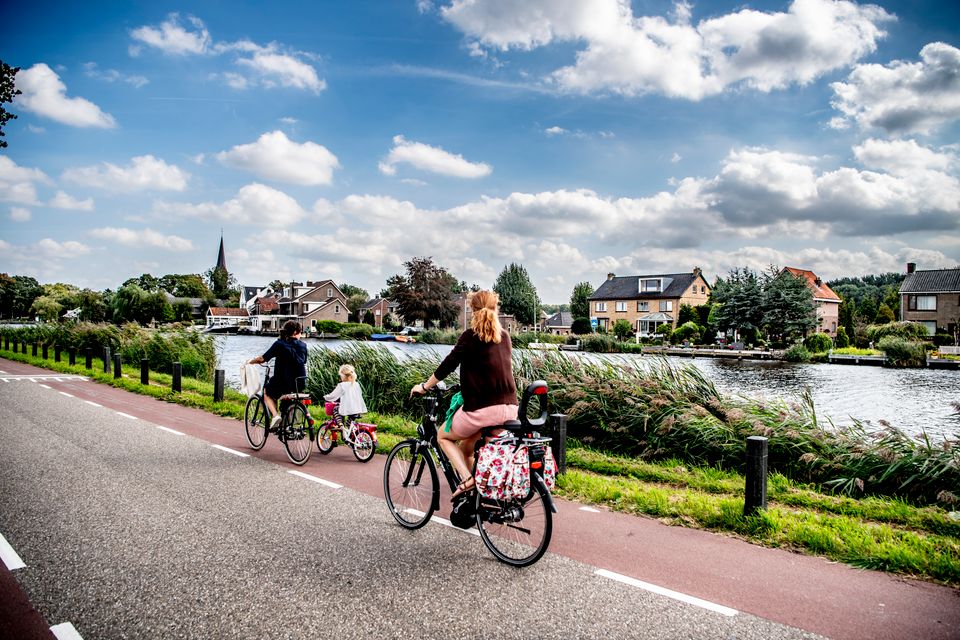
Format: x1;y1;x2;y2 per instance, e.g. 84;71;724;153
215;335;960;440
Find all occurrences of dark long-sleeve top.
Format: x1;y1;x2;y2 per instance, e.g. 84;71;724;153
262;338;307;395
433;329;517;412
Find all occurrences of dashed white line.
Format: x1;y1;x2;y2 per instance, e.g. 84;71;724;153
59;391;74;398
580;506;601;513
430;514;481;536
211;444;249;458
84;400;102;407
155;425;185;436
288;470;342;489
38;383;52;389
0;531;26;570
50;622;85;640
595;569;738;617
115;412;137;420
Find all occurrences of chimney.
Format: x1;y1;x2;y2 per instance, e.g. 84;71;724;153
814;277;822;287
607;273;616;281
693;266;701;276
906;262;916;274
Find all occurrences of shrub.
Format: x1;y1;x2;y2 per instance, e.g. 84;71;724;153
315;320;343;334
571;317;593;335
581;334;619;353
612;319;634;341
933;332;954;347
419;328;459;344
783;343;811;362
835;326;850;348
803;333;833;353
671;321;701;345
339;323;374;340
867;322;928;343
512;332;565;348
877;336;927;367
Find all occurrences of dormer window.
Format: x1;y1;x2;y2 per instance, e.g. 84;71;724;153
327;287;333;297
640;279;661;293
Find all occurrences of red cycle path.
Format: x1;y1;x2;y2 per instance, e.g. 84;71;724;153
2;357;958;640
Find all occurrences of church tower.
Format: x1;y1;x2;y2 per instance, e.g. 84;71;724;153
216;232;227;272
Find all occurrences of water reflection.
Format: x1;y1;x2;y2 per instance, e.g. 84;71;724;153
215;335;959;439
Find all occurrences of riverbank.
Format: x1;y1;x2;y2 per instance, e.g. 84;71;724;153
2;348;957;586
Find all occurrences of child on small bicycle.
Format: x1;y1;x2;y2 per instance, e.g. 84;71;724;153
323;364;368;440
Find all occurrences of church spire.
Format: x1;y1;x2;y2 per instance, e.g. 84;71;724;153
216;231;227;272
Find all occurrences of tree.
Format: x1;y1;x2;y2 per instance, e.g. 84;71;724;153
0;60;20;149
30;295;63;322
493;263;540;326
78;289;109;322
111;284;146;324
762;270;818;343
711;268;764;340
677;303;698;326
205;266;236;299
876;303;895;324
835;326;850;348
346;294;368;322
0;274;42;319
123;273;161;292
612;319;633;341
268;279;286;292
571;317;593;335
158;273;210;298
384;257;460;328
570;282;593;320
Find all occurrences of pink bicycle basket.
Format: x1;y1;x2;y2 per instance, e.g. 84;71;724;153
324;402;336;416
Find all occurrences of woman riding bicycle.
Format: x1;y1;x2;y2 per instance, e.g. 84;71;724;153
247;320;307;429
410;290;517;500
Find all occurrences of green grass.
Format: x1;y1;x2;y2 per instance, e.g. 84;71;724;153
832;347;882;356
3;345;958;586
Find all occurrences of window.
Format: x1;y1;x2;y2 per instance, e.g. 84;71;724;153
335;304;341;314
375;309;381;316
700;285;706;294
637;301;648;312
908;295;936;311
659;300;673;312
327;287;333;298
921;321;936;336
596;302;607;312
640;279;661;293
616;301;627;312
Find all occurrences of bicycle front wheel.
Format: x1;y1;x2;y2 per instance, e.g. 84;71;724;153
283;404;312;466
383;441;437;529
317;423;334;454
352;430;376;462
244;396;267;450
476;479;553;567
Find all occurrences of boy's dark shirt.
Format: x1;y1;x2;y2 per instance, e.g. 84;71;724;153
434;329;517;412
262;338;307;395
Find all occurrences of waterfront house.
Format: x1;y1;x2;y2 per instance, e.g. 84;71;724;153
899;263;960;336
206;307;248;331
162;292;206;322
452;292;518;333
782;267;840;336
278;280;349;329
360;298;398;328
543;311;573;336
588;268;711;335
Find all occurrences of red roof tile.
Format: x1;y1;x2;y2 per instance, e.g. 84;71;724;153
783;267;840;302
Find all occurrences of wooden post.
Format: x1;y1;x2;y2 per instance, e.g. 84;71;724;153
114;354;122;379
550;413;567;475
103;347;111;374
744;436;769;516
172;362;182;393
141;359;149;385
84;348;92;369
213;369;225;402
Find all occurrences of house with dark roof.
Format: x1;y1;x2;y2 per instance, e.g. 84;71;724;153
544;311;573;335
360;297;398;328
205;307;249;331
588;268;711;336
899;263;960;337
278;280;349;329
782;267;841;336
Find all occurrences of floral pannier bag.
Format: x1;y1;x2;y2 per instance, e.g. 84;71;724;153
475;439;556;501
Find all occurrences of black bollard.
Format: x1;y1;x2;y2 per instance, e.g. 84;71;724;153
213;369;225;402
103;347;111;374
550;413;568;475
42;344;48;359
85;348;92;369
32;343;38;357
141;359;149;385
21;341;26;354
114;354;122;379
69;348;76;366
172;362;182;393
55;346;61;362
744;436;769;516
12;341;17;353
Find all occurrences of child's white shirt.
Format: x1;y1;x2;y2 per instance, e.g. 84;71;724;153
324;380;368;416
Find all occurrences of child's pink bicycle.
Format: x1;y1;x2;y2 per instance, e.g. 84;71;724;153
316;400;378;463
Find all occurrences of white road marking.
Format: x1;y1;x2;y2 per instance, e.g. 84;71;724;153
0;531;26;570
288;470;342;489
39;384;52;389
84;400;102;407
595;569;738;617
211;444;249;458
155;425;185;436
115;412;137;420
51;622;85;640
580;506;601;513
430;514;481;536
59;391;74;398
0;375;87;382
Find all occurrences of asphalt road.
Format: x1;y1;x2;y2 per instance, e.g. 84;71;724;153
0;358;957;639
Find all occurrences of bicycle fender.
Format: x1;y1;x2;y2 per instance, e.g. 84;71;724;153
533;474;557;513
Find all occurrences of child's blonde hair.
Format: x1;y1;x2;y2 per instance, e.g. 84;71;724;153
338;364;357;382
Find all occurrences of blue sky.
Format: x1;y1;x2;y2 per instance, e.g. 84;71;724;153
1;0;958;302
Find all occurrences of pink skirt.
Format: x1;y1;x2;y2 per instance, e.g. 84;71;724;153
449;403;519;439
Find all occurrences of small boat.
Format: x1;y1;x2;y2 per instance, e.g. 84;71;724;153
395;335;417;343
371;333;396;341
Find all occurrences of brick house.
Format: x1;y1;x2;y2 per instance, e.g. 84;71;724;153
899;264;960;337
543;311;573;336
452;293;518;333
360;298;398;328
205;307;249;330
782;267;841;336
278;280;349;329
588;268;711;336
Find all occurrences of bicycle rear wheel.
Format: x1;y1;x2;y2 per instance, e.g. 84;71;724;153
383;441;437;529
352;430;376;462
244;396;267;450
476;479;553;567
283;404;312;466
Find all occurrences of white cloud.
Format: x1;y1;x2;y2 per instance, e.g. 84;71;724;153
15;63;116;128
10;207;31;222
379;135;492;178
237;51;325;93
82;62;148;88
280;117;298;125
0;157;51;204
129;13;211;55
216;131;340;186
34;238;91;259
441;0;893;100
671;152;682;163
853;138;955;176
544;126;568;136
90;227;193;251
830;42;960;134
154;183;307;227
62;155;189;192
49;191;94;211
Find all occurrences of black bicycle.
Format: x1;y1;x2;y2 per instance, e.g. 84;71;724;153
244;365;315;465
383;380;556;567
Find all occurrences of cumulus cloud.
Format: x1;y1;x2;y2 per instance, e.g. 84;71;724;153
33;238;91;259
15;63;117;128
82;62;149;88
49;191;94;211
216;131;340;185
154;183;306;226
10;207;31;222
0;157;51;204
830;42;960;134
440;0;893;100
379;135;492;178
90;227;193;251
236;50;325;93
62;155;189;192
129;13;211;55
